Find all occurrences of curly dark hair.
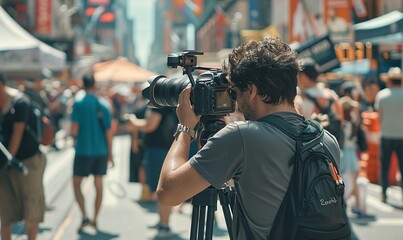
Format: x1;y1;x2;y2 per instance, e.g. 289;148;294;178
223;36;300;105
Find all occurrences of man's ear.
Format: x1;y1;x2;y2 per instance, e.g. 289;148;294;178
248;84;258;101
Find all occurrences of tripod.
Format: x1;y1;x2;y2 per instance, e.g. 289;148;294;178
190;184;235;240
189;116;235;240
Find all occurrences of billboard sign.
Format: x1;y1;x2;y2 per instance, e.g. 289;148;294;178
35;0;52;35
295;34;340;73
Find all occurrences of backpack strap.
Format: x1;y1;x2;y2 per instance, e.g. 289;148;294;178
235;190;255;238
96;97;105;131
258;114;302;139
258;114;322;143
304;92;333;114
11;94;42;143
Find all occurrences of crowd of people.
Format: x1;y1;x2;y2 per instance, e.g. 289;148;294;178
0;36;402;239
297;62;403;219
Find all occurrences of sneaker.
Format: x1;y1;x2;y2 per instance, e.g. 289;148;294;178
79;217;90;229
351;208;360;215
357;213;376;220
148;222;161;229
156;226;174;238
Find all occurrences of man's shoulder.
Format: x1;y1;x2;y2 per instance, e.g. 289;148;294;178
12;91;31;107
322;130;341;162
98;97;111;110
376;88;391;100
230;113;305;138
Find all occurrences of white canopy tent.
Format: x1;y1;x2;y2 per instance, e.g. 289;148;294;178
0;6;66;79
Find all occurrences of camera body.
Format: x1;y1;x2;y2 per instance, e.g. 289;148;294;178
142;51;235;117
192;70;234;116
167;51;199;68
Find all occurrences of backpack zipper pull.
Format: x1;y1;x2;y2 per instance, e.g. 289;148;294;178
328;160;341;185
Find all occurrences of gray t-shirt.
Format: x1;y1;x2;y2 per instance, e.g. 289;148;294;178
190;112;307;239
374;88;403;139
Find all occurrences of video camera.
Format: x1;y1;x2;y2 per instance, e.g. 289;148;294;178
142;50;235;116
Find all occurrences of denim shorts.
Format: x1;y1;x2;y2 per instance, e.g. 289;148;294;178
142;147;169;192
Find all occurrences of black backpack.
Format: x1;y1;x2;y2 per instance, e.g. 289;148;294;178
11;93;54;146
239;115;351;239
304;93;344;149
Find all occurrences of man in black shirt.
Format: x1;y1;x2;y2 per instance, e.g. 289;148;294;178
126;107;178;238
0;75;46;240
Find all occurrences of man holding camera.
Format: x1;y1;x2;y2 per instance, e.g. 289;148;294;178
156;37;339;238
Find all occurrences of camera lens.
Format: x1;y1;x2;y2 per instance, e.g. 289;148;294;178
142;75;190;108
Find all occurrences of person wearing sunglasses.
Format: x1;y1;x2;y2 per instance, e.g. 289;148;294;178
156;37;340;239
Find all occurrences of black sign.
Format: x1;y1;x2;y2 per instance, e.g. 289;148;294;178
38;38;74;62
295;34;340;73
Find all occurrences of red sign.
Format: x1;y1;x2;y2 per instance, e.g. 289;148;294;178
88;0;110;5
35;0;52;35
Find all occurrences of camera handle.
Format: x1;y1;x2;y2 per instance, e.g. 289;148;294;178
183;66;217;87
190;116;234;240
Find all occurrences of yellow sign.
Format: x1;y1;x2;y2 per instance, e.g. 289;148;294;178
241;25;281;42
334;42;372;62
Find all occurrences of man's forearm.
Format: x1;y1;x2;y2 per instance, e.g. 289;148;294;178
106;129;113;156
157;132;192;203
165;133;192;170
130;118;147;131
8;123;25;156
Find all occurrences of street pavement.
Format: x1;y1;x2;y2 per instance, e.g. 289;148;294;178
8;134;403;240
42;135;229;240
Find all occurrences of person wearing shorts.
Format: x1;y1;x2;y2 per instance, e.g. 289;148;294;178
0;75;45;240
71;74;113;230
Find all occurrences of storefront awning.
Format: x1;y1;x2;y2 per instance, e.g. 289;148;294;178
93;57;156;83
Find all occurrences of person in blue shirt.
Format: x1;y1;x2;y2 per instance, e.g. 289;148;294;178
71;74;113;230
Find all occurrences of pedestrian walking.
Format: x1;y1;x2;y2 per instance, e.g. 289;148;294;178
126;106;178;238
70;74;113;230
361;76;381;112
374;67;403;203
295;58;344;148
338;96;373;218
0;74;46;240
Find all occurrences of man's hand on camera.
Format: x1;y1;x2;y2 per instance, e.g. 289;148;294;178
177;86;200;129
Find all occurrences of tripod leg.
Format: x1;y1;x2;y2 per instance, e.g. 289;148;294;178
190;187;219;240
218;188;235;240
221;204;234;240
198;206;206;240
190;205;200;240
205;206;216;240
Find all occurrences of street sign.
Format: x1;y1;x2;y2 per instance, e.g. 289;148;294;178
295;34;340;74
